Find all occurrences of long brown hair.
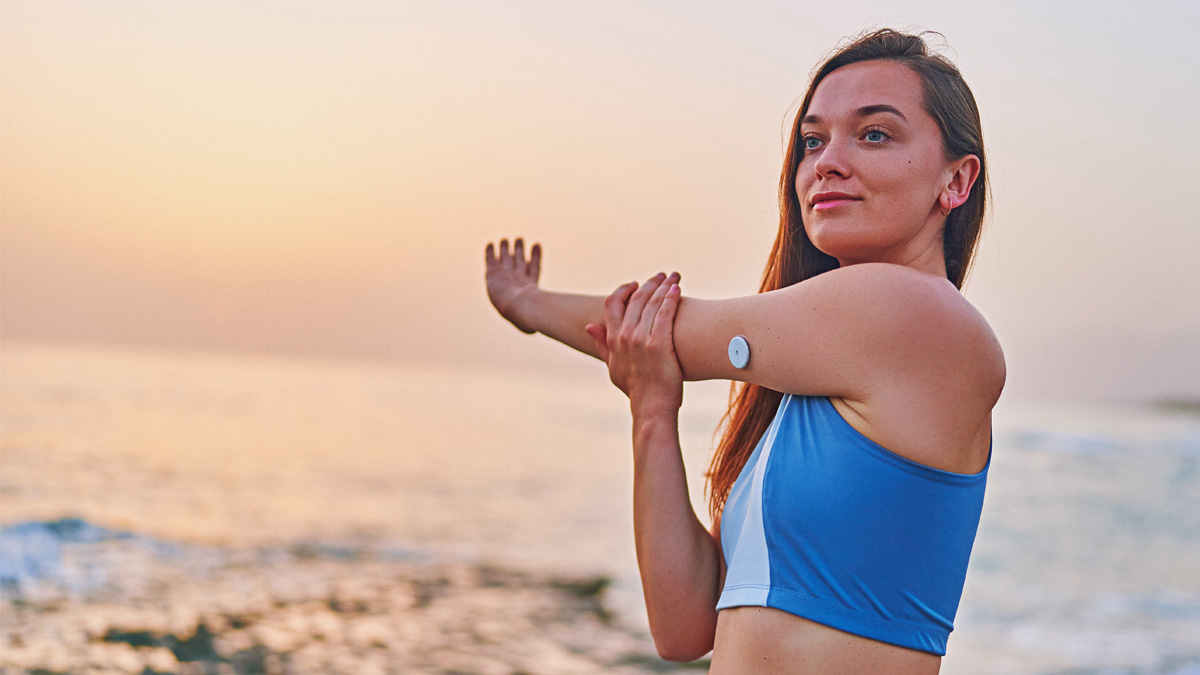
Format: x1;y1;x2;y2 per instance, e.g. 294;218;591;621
706;29;989;521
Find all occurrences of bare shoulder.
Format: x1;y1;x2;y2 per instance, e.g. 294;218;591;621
801;263;1005;400
805;262;990;329
796;264;1004;472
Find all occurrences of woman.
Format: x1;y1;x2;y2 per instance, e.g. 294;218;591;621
483;29;1002;674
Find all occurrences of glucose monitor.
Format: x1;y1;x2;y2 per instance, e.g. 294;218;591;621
728;335;751;369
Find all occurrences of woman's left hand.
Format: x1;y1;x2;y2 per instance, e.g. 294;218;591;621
585;272;683;417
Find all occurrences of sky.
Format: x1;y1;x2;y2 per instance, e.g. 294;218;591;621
2;0;1198;403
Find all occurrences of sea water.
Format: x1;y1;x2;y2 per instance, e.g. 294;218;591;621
2;342;1198;674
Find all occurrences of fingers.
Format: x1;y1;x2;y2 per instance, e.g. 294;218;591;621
584;323;610;362
638;271;679;329
622;272;666;335
603;282;639;335
486;238;540;277
650;282;682;346
529;243;541;281
513;238;525;272
630;272;679;340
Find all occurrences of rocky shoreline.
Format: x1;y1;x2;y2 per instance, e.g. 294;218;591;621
1;519;709;674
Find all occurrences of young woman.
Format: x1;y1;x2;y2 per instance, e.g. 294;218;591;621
484;29;1003;674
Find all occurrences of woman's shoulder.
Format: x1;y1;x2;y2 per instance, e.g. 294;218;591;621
809;262;972;308
807;264;1003;471
804;263;997;335
804;263;1005;399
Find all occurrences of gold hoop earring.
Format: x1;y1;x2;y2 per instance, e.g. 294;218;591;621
941;206;951;217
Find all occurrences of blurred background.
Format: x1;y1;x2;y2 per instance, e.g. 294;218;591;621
3;0;1198;401
2;1;1198;674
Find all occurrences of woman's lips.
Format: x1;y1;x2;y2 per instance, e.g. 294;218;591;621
810;191;861;210
812;198;860;210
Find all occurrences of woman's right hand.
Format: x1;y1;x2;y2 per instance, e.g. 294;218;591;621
585;272;684;417
484;238;541;334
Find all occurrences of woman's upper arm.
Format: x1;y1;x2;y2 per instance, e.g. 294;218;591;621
671;263;993;402
710;518;727;595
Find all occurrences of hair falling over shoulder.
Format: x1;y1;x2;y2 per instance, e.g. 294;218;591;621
705;28;989;521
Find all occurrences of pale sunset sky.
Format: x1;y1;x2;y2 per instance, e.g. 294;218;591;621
2;0;1198;402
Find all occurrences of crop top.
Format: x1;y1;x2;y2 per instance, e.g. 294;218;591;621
716;394;989;655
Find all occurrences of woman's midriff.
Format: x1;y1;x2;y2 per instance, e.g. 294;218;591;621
708;607;941;675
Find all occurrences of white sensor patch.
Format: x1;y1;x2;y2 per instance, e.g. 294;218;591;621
728;335;751;369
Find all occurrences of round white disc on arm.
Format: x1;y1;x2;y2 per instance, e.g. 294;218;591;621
728;335;751;369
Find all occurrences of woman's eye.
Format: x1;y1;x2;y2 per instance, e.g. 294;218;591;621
803;136;822;150
864;130;888;143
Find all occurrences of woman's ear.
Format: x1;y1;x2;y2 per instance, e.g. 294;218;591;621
941;154;981;211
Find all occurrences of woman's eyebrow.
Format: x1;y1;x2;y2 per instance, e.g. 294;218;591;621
801;104;908;126
857;104;907;121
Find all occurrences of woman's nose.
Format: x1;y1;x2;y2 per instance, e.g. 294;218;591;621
813;137;852;179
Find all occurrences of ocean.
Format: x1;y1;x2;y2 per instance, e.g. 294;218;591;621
2;341;1198;674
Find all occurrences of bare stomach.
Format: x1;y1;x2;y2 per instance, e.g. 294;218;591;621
709;607;941;675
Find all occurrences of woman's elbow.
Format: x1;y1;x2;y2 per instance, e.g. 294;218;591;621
656;644;711;663
652;632;713;663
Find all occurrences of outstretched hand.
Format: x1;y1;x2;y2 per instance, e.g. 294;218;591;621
585;272;684;416
484;238;541;334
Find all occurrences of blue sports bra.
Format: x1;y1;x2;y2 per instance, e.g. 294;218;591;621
716;394;989;655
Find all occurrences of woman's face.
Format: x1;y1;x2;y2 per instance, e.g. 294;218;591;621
795;60;961;269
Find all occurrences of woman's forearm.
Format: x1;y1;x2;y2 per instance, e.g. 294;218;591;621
632;410;722;661
518;288;607;360
486;241;729;380
517;287;735;383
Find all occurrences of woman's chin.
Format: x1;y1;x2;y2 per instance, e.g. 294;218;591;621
807;237;875;264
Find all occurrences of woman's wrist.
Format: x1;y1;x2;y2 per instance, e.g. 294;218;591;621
631;404;680;429
507;285;543;334
631;409;681;463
